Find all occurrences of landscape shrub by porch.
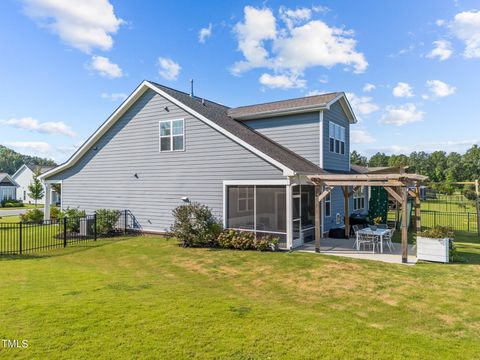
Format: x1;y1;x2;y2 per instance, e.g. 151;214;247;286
170;202;222;247
1;199;24;208
217;230;279;251
20;208;44;223
50;206;60;220
95;209;121;235
60;207;87;233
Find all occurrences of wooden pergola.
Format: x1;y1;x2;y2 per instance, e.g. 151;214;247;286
307;172;428;263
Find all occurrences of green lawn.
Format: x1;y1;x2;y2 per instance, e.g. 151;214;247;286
0;236;479;359
0;204;42;210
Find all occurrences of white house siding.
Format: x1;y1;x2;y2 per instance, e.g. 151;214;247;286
47;89;285;233
14;167;59;205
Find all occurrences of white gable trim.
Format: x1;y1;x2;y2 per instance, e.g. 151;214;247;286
41;81;295;180
12;164;31;180
0;174;20;187
325;93;357;124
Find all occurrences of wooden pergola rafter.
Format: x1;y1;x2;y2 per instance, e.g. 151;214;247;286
307;172;428;263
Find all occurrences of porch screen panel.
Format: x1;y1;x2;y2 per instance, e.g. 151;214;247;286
301;186;315;227
227;186;254;230
256;186;286;233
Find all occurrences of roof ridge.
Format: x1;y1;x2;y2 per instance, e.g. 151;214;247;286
148;80;231;110
229;91;341;111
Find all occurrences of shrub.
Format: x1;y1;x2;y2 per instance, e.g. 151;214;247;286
96;209;121;235
418;226;454;239
60;207;87;233
21;208;44;224
50;206;61;220
217;230;279;251
463;189;477;201
1;199;24;208
169;202;222;247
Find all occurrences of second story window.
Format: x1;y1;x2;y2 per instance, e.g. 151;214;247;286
353;187;365;210
325;192;331;217
160;119;184;152
329;122;345;155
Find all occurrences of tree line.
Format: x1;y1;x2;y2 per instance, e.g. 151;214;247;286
351;145;480;193
0;145;56;174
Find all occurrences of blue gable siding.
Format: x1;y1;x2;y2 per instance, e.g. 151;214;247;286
243;112;321;167
323;101;350;172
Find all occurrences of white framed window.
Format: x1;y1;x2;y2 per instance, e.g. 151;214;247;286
329;122;345;155
237;186;254;212
353;187;365;210
325;192;331;217
159;119;184;152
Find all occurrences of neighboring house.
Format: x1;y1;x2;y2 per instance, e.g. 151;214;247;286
12;164;59;205
41;81;368;249
0;173;19;204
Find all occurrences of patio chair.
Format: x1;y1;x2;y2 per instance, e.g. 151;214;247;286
356;232;379;253
352;225;360;248
382;229;394;252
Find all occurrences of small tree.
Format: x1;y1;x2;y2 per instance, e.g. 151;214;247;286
28;170;44;207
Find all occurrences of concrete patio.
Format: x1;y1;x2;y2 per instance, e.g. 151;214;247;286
298;237;417;265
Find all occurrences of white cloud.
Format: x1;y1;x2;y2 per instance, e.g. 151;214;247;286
425;80;456;98
426;40;453;61
306;90;327;96
158;57;181;81
362;83;376;92
379;103;424;126
259;73;306;89
22;0;124;53
231;5;367;88
0;117;76;137
392;82;414;98
368;139;480;155
351;129;375;144
198;23;212;43
345;92;379;120
88;56;123;78
5;141;53;155
101;92;127;101
450;10;480;58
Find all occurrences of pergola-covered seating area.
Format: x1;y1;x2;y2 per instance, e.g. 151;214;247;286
308;172;428;263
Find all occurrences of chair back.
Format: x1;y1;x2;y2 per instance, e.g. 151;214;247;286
352;225;360;233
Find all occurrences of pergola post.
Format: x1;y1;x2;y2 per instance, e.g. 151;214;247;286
343;186;350;238
314;185;322;252
415;185;421;233
401;187;408;263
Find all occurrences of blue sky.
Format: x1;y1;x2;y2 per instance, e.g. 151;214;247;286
1;0;480;163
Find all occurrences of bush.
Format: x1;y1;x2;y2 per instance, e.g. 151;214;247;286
21;208;44;224
1;199;24;208
217;229;279;251
50;206;60;220
418;226;454;239
96;209;121;235
60;207;87;233
463;189;477;201
169;202;222;247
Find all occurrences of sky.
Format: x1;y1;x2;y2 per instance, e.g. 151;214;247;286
1;0;480;163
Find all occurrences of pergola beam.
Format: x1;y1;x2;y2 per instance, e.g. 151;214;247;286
317;186;334;203
308;173;428;182
384;186;403;203
322;180;404;187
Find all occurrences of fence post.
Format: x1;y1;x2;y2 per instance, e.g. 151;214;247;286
63;217;67;247
94;213;97;241
434;212;436;227
19;222;22;255
468;213;470;233
124;210;127;234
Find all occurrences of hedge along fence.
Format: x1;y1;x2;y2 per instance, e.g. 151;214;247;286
421;210;478;233
0;209;139;255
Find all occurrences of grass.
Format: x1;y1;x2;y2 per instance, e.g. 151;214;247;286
0;236;480;359
0;204;42;210
0;215;21;223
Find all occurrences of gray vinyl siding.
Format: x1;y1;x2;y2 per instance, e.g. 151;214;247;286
323;187;369;232
323;101;350;171
243;112;320;166
48;89;285;232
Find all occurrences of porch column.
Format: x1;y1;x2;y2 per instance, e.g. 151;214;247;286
401;187;408;263
343;186;350;238
314;185;322;253
44;183;51;221
286;185;293;249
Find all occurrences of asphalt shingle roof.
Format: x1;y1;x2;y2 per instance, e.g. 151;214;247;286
227;92;341;119
25;164;55;174
148;81;326;174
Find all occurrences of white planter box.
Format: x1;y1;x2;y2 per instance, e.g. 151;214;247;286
417;236;450;263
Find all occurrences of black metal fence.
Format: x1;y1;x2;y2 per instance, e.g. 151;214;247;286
421;210;478;233
0;210;138;255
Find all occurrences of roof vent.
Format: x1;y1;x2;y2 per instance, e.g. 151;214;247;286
190;79;194;97
202;98;205;105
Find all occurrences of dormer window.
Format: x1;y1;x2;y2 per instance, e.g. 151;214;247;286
329;122;345;155
159;119;184;152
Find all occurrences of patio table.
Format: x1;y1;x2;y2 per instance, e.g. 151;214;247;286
356;228;390;253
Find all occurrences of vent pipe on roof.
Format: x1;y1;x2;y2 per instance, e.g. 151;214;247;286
190;79;194;97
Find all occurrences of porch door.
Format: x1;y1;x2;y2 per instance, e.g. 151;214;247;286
292;191;301;243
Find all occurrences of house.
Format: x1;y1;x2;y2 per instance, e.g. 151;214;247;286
0;173;19;204
40;80;369;250
12;164;60;205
